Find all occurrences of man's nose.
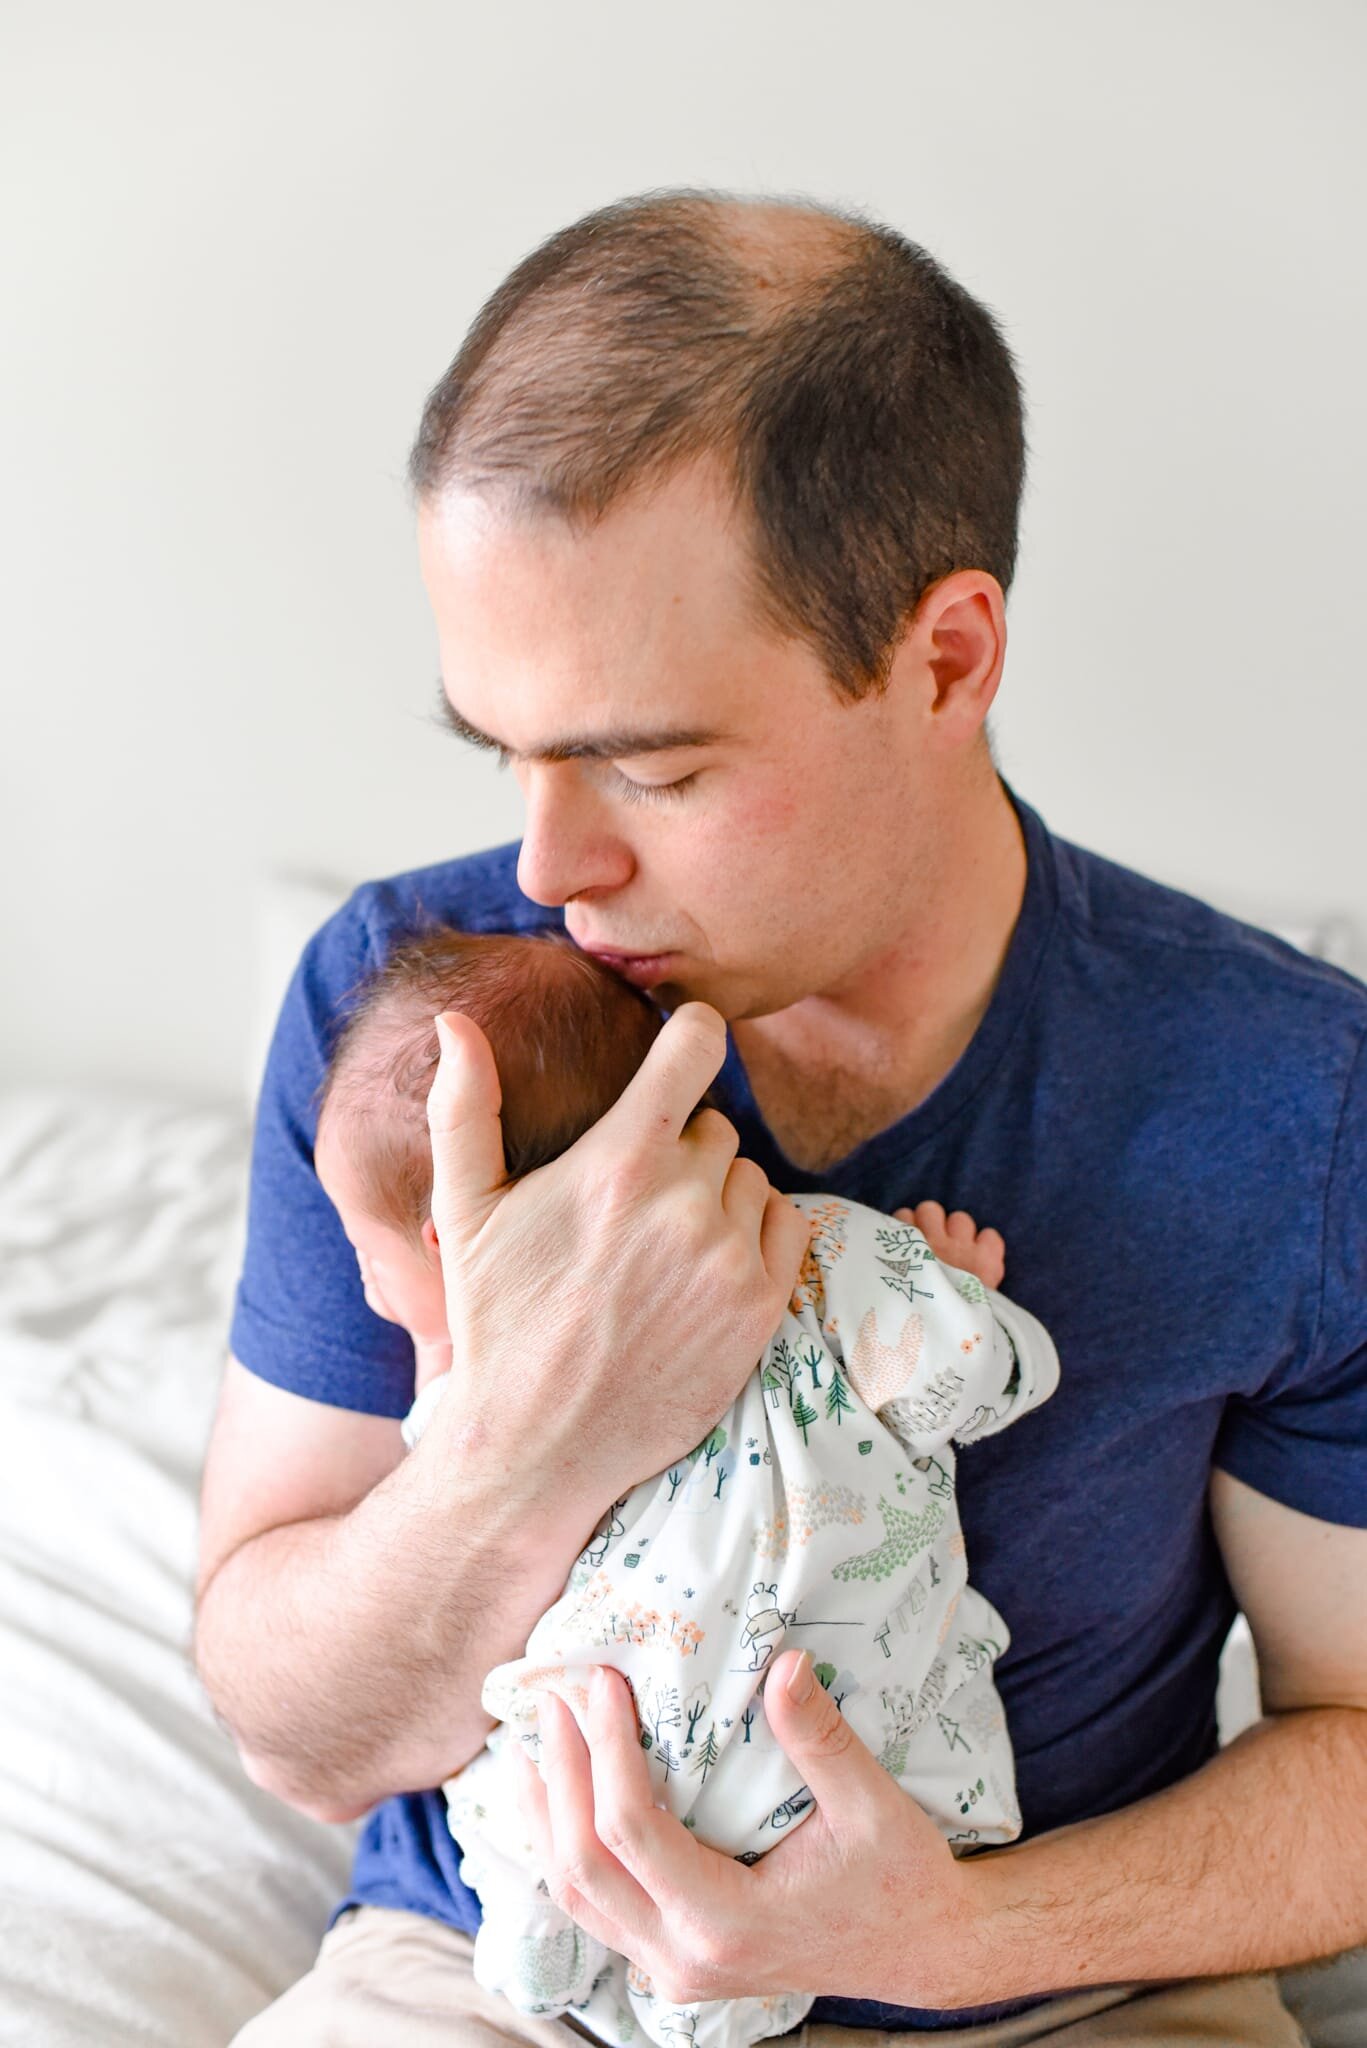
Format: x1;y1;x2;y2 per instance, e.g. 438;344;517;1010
514;764;634;908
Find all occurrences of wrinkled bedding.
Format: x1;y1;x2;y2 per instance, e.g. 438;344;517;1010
0;1088;355;2047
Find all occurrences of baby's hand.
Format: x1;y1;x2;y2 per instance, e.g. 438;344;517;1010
893;1200;1006;1290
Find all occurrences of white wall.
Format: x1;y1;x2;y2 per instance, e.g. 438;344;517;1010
3;0;1363;1104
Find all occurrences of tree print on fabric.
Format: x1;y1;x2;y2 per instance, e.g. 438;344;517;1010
552;1578;707;1658
883;1366;967;1444
951;1269;989;1306
515;1926;596;2009
761;1336;797;1409
689;1722;722;1785
831;1495;945;1584
825;1365;856;1425
683;1683;712;1746
787;1198;851;1317
872;1222;940;1306
751;1481;867;1561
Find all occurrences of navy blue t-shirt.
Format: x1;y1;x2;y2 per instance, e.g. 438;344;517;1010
229;787;1367;2029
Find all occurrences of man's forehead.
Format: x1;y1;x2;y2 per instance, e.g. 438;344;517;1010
418;467;804;750
417;460;762;641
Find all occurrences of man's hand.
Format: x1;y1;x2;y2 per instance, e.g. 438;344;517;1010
421;1001;811;1520
512;1653;996;2014
894;1201;1005;1291
412;1333;454;1391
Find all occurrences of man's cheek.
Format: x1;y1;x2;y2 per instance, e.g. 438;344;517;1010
727;787;804;850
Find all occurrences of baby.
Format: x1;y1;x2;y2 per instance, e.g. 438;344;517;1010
313;924;1060;2048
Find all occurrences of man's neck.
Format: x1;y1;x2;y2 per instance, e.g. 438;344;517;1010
731;776;1028;1171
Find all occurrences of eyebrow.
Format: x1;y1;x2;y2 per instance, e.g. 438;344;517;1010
433;681;732;763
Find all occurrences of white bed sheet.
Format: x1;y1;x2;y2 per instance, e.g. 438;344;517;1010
0;1088;356;2047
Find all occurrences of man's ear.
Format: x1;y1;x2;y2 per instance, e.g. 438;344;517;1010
905;568;1007;747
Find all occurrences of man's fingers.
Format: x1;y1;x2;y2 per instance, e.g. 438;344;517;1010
607;1003;729;1148
719;1153;771;1228
759;1189;813;1306
536;1688;663;1940
680;1105;742;1192
425;1010;508;1241
722;1167;810;1308
761;1651;887;1833
583;1668;697;1903
512;1743;554;1866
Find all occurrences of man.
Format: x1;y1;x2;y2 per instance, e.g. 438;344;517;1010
197;190;1367;2045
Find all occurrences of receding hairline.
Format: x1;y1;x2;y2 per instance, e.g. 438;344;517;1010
409;190;881;511
408;184;1026;701
697;191;865;288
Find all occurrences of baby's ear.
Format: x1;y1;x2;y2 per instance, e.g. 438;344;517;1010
421;1215;440;1263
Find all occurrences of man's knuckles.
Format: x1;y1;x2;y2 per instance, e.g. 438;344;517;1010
691;1921;744;1974
591;1802;645;1864
629;1006;727;1125
652;1969;709;2006
719;1155;769;1211
545;1851;598;1912
650;1943;732;2005
803;1701;860;1766
684;1105;741;1158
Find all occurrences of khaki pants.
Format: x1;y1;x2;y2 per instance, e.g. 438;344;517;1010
228;1906;1310;2045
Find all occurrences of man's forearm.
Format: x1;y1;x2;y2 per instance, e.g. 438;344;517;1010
194;1445;598;1819
947;1706;1367;2007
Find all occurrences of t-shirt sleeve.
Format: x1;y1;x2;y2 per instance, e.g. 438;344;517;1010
227;886;418;1418
1214;1026;1367;1528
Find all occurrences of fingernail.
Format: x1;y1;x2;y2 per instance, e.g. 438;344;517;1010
787;1652;814;1704
434;1013;455;1054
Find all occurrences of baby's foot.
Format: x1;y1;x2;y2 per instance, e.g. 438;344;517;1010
893;1201;1005;1290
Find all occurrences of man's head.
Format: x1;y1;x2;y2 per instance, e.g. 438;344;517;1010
411;189;1027;1021
313;927;667;1340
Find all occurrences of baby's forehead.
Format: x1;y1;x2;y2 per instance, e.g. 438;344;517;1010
316;1094;410;1189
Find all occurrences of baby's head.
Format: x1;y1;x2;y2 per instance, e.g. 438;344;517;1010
313;925;671;1343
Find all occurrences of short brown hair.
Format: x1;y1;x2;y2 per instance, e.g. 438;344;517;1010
408;187;1026;698
316;927;668;1246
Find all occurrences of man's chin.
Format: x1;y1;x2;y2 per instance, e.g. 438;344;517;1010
646;972;701;1014
649;970;792;1025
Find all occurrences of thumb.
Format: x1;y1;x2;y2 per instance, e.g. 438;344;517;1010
426;1010;508;1243
762;1651;886;1827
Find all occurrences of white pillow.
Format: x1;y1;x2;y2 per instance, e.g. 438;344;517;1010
244;873;355;1110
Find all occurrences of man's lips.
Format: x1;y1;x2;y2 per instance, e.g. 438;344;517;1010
580;946;678;988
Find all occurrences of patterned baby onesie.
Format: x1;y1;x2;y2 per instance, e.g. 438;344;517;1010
402;1195;1060;2048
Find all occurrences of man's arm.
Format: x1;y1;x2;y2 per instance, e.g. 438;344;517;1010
195;1005;811;1824
510;1473;1367;2011
193;1359;603;1819
957;1471;1367;1997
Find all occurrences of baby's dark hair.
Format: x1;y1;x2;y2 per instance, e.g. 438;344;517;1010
315;925;686;1248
